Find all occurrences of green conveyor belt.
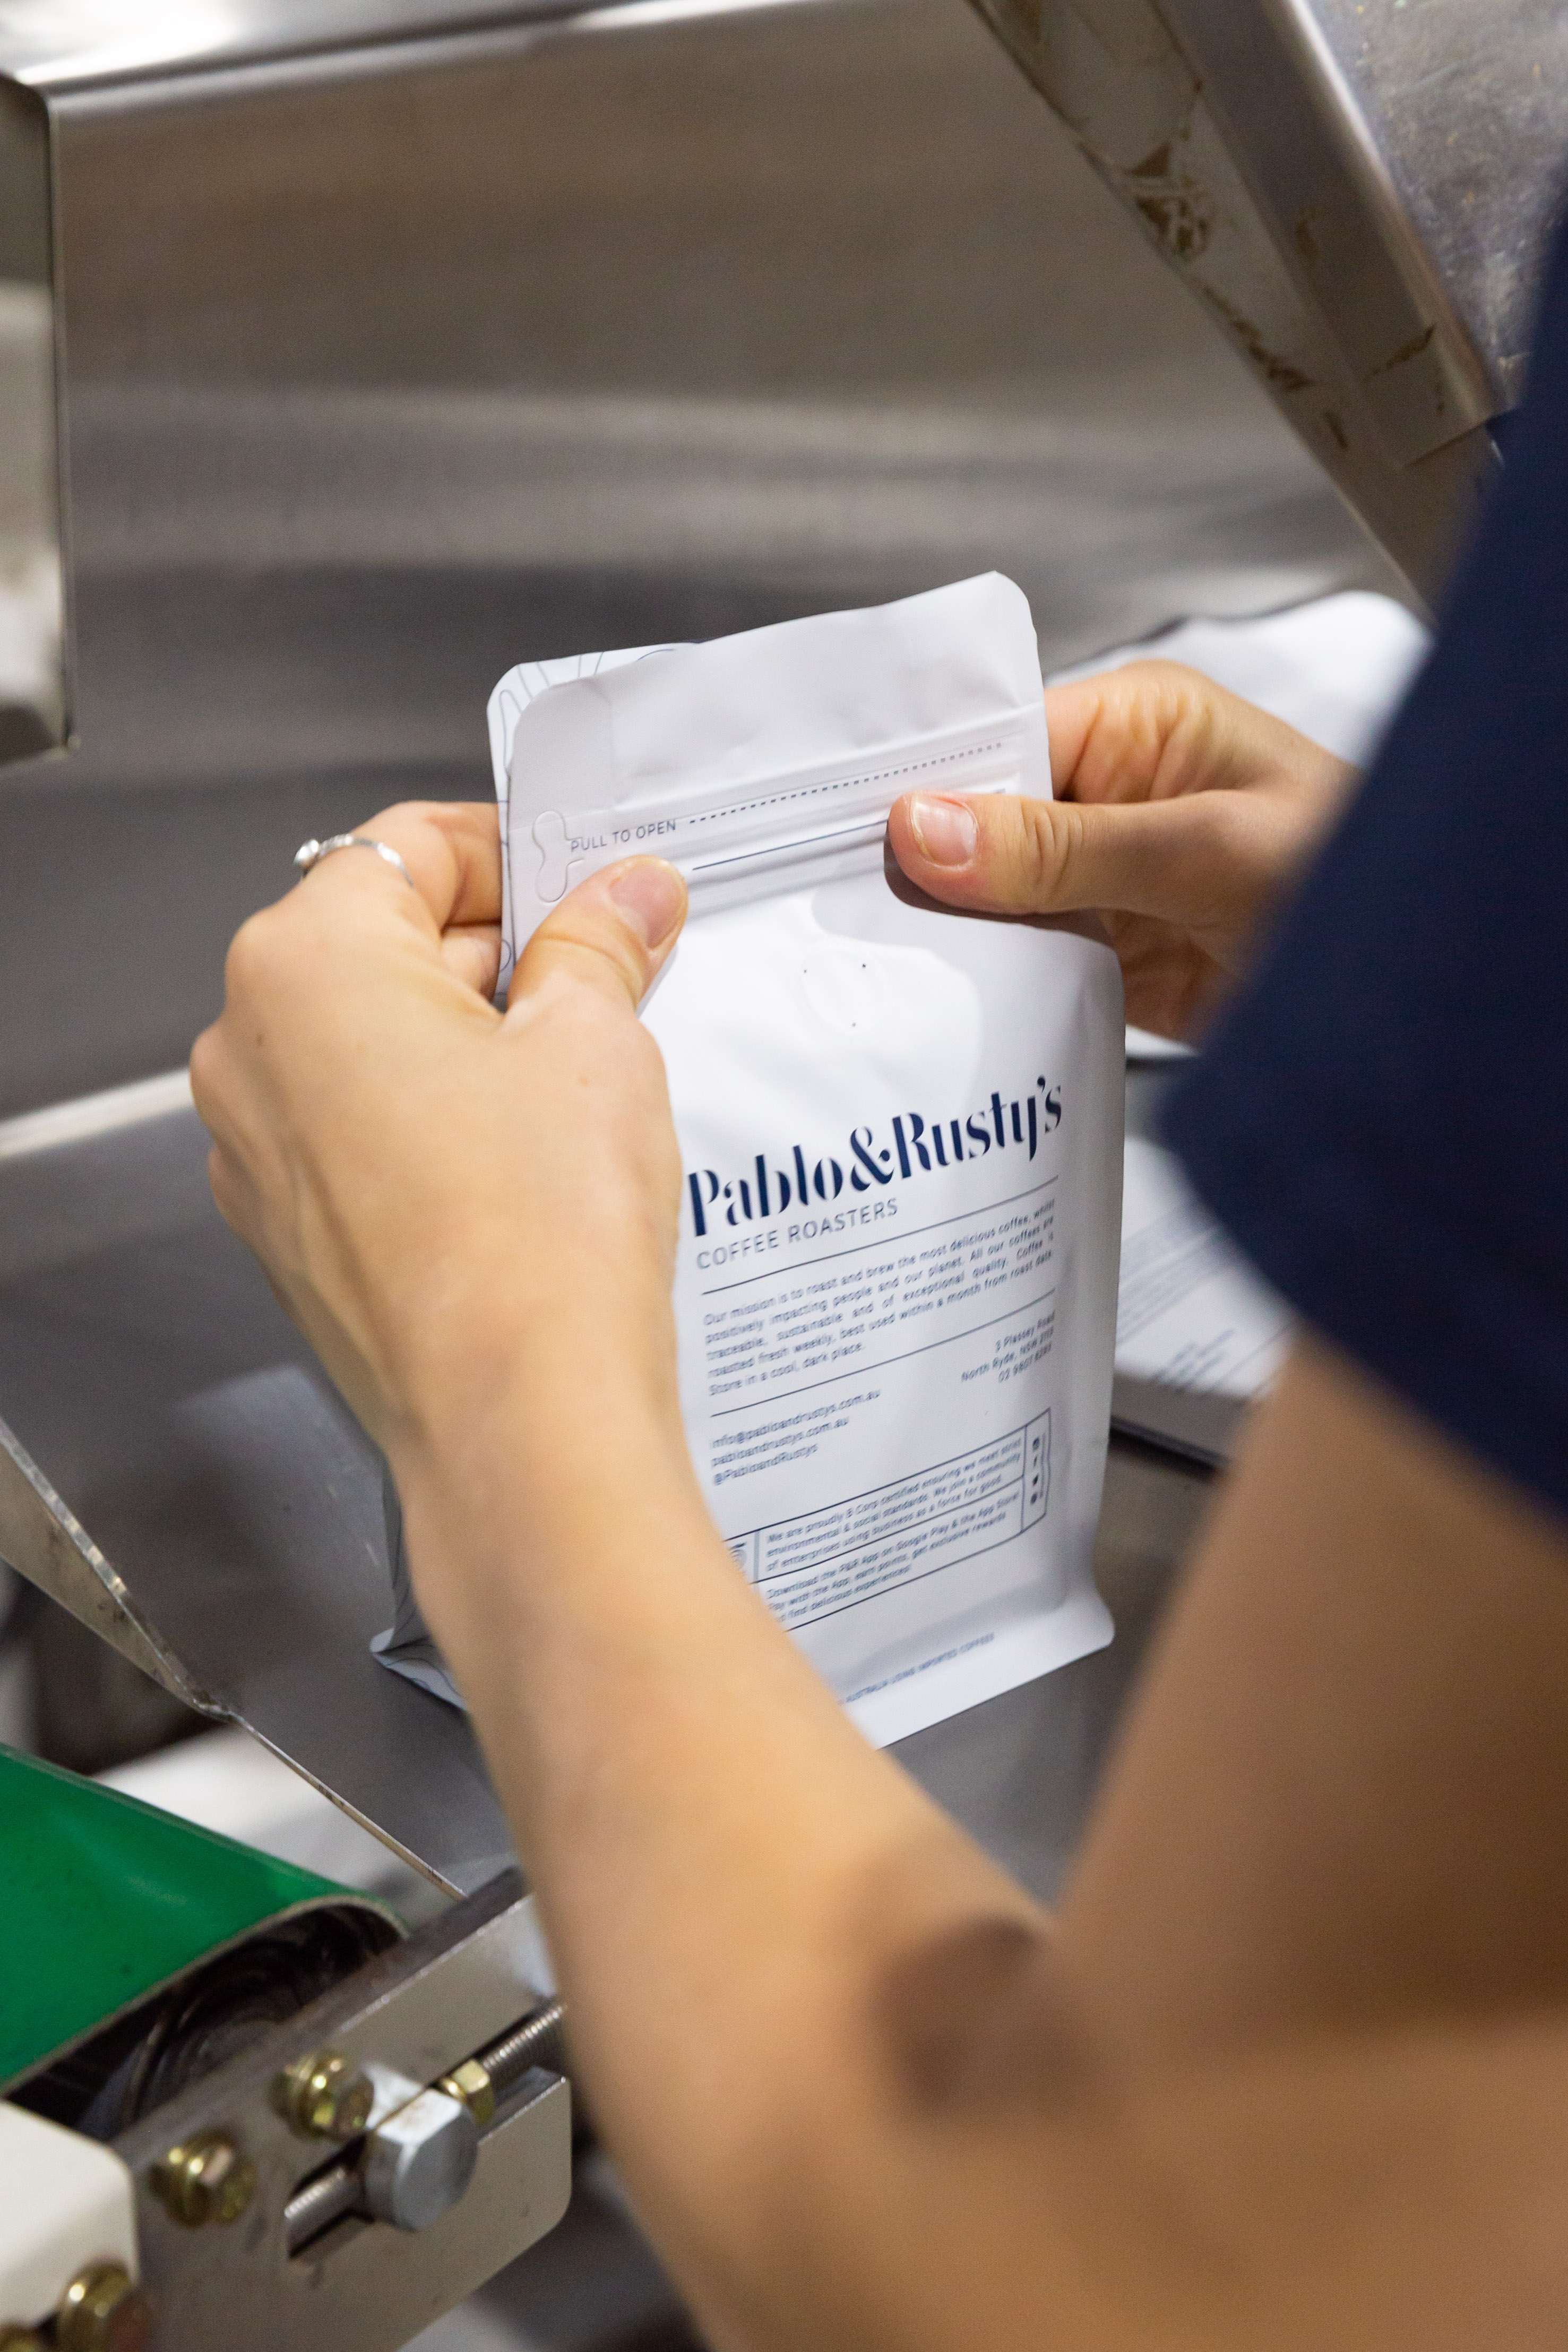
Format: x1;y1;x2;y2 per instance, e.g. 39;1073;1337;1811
0;1743;350;2085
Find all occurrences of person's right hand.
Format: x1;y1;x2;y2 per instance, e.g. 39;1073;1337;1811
887;661;1359;1039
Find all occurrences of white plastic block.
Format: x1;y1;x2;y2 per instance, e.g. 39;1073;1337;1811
0;2102;136;2327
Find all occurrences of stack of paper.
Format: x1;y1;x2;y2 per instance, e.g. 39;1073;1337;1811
1062;590;1430;1461
1113;1136;1292;1462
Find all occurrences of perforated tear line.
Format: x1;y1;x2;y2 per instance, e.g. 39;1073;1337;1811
683;738;1013;829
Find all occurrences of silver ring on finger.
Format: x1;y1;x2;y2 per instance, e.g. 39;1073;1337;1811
294;833;413;888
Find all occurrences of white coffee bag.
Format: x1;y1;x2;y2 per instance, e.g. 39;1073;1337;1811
378;575;1124;1743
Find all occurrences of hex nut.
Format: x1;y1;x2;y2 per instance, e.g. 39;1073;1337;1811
55;2263;153;2352
435;2056;495;2129
363;2088;478;2232
153;2132;257;2227
273;2049;375;2141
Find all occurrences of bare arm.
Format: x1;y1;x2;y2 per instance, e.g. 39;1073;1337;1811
408;1322;1568;2351
192;771;1568;2350
1066;1338;1568;2062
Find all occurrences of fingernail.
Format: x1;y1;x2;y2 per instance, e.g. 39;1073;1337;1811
908;795;977;867
607;858;685;950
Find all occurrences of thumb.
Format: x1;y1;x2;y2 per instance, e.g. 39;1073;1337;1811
888;789;1228;925
509;856;688;1011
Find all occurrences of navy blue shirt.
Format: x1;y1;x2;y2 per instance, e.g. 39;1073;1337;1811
1165;211;1568;1523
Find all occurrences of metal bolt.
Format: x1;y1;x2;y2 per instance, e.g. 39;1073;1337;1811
55;2263;153;2352
363;2088;478;2232
153;2132;257;2227
273;2048;375;2141
435;2056;495;2129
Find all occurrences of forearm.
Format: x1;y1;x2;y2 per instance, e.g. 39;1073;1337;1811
391;1352;1055;2331
1062;1338;1568;2064
394;1354;1568;2352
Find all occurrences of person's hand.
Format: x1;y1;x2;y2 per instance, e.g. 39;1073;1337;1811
888;662;1358;1039
189;803;690;1506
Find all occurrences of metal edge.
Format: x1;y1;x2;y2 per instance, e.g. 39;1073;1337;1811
1155;0;1499;443
2;4;572;94
231;1717;475;1900
1267;0;1503;414
40;65;75;752
31;0;831;118
0;1407;220;1714
964;0;1499;606
0;71;70;765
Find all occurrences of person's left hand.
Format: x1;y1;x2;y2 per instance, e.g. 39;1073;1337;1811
190;804;690;1495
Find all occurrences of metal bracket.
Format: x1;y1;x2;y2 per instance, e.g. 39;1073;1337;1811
108;1874;571;2352
966;0;1534;606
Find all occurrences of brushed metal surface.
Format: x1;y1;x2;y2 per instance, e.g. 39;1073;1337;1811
0;3;561;89
0;0;1388;1119
1314;0;1568;404
46;0;1375;781
0;1070;1207;1897
3;0;1556;1114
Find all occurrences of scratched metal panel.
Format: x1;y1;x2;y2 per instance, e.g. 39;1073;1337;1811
967;0;1567;603
1313;0;1568;402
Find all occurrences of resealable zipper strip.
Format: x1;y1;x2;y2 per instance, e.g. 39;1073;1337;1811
515;718;1029;904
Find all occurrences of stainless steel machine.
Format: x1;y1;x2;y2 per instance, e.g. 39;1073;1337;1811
974;0;1567;601
0;3;1562;2346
